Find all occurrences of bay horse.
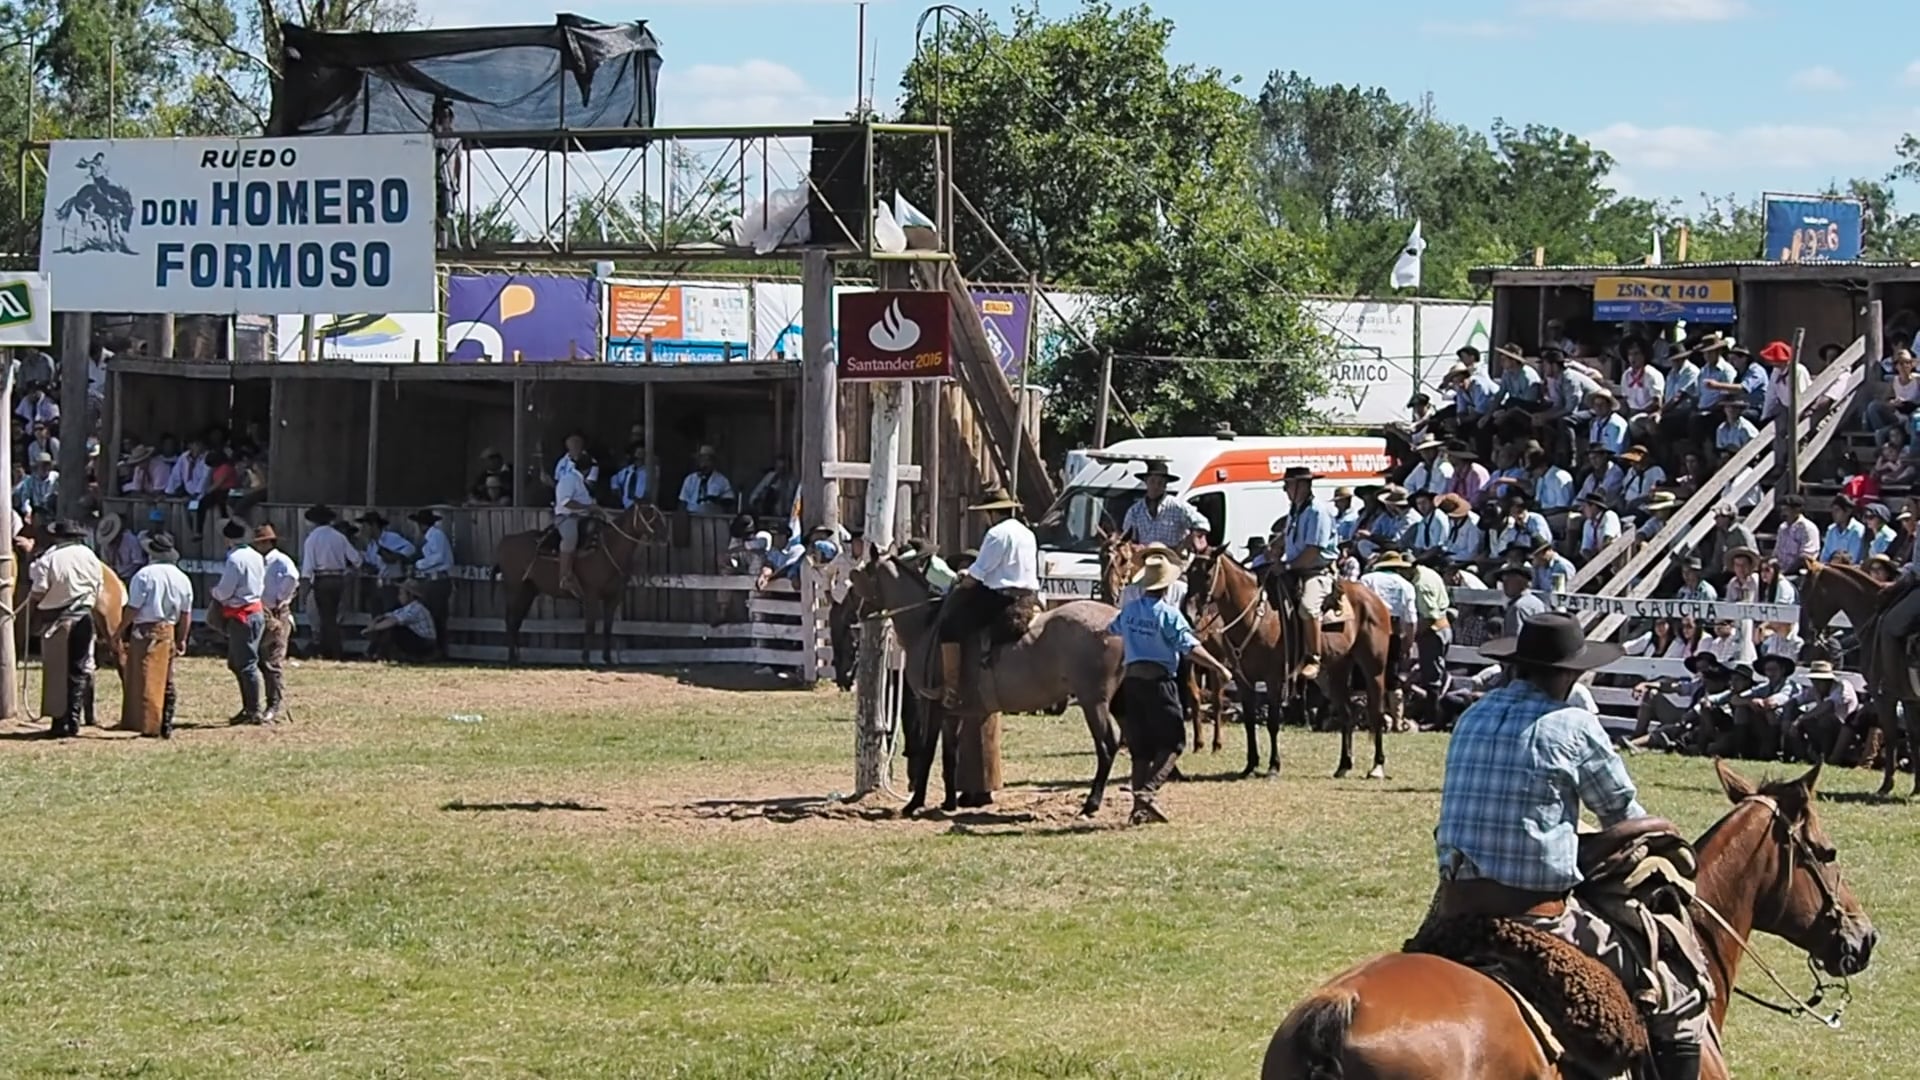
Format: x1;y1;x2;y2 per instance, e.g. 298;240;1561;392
1798;559;1916;796
1261;761;1876;1080
495;503;663;666
1185;548;1288;777
1096;531;1220;753
1273;566;1394;780
853;551;1125;818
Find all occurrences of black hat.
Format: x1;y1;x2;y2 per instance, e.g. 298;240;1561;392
221;519;248;540
1445;442;1478;461
1282;466;1318;482
1780;494;1806;510
1679;556;1703;571
408;509;441;525
1580;490;1610;508
1758;652;1797;678
1456;345;1481;362
1416;548;1452;569
358;510;389;525
1406;392;1431;408
1501;540;1534;559
47;519;86;541
1135;460;1179;482
1246;536;1268;554
1479;612;1624;671
1684;651;1727;675
304;504;336;525
1495;563;1533;581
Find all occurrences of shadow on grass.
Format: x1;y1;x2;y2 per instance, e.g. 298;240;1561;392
443;799;608;813
1820;790;1910;806
687;794;903;824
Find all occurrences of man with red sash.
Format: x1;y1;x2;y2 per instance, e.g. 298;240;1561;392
209;518;268;725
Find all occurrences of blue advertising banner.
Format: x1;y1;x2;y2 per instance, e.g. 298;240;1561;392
1762;195;1864;262
971;289;1031;377
445;273;600;362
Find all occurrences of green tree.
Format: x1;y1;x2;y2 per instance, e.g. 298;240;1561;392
172;0;419;132
879;2;1331;447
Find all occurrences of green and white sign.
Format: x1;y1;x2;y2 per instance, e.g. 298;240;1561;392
0;272;52;346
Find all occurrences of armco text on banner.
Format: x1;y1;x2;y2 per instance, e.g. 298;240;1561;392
0;273;53;347
39;135;436;315
1592;276;1735;323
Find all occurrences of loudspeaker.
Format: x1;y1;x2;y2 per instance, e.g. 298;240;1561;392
808;121;871;249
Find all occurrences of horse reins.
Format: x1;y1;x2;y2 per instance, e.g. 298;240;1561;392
1199;554;1267;671
1687;795;1851;1029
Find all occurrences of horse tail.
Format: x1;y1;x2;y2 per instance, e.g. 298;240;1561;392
1266;990;1355;1080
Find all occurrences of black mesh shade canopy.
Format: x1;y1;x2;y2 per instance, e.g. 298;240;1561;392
269;15;663;150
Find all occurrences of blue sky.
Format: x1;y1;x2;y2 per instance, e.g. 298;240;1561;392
417;0;1920;208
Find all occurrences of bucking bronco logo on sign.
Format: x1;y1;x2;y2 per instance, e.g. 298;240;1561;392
52;152;137;256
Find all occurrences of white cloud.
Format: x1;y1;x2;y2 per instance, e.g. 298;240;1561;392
1791;66;1849;92
659;59;852;127
1901;60;1920;86
1588;121;1897;173
1521;0;1747;21
1419;19;1525;38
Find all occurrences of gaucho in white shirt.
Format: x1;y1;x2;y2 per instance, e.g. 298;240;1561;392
934;489;1039;710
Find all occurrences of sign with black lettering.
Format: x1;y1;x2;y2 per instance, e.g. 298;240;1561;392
40;135;436;314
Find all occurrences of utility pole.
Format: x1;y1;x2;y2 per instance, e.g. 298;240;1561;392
1782;326;1806;497
57;312;90;518
0;353;17;720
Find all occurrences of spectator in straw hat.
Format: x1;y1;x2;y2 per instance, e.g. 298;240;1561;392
678;445;736;516
1405;436;1454;498
1437;493;1484;566
1109;547;1231;824
1331;486;1360;544
1585;389;1630;457
1782;660;1859;764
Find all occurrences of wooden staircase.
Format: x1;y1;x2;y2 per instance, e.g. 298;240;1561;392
1578;336;1868;640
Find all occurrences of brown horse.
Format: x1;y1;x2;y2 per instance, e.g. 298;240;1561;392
495;503;663;666
1261;762;1876;1080
1096;531;1220;752
1282;570;1394;780
853;551;1125;818
1186;549;1288;777
1798;559;1914;795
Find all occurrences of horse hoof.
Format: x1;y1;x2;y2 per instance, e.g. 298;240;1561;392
1366;765;1388;781
1333;767;1352;780
901;800;924;819
1876;783;1895;798
1078;803;1101;819
1237;767;1258;780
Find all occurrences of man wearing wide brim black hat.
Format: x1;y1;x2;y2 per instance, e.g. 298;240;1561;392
27;519;105;737
1273;465;1341;681
301;504;364;660
120;531;193;738
1120;458;1209;562
1430;611;1709;1079
932;486;1042;806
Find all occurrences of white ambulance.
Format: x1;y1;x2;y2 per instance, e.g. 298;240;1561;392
1036;434;1392;601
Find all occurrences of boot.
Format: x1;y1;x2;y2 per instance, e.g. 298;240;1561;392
1650;1040;1701;1080
1298;621;1323;682
82;677;96;728
160;683;176;740
1386;688;1406;733
61;675;87;739
558;552;582;597
939;642;963;710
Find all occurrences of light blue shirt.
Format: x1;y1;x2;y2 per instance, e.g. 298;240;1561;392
1466;371;1499;414
1696;356;1738;412
1109;595;1201;677
1821;519;1867;564
1333;507;1361;543
1739;362;1769;413
415;525;454;576
1552;368;1600;412
1715;417;1758;452
1446;519;1486;564
1494;513;1554;556
1285;500;1340;565
1871;524;1898;557
1532;554;1575;593
610;463;650;508
368;529;417;584
1499;364;1543;405
1676;579;1719;602
1588;413;1629;456
1533;467;1574;511
1406;510;1451;551
1664;359;1700;406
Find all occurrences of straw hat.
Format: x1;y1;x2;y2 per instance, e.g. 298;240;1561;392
1806;659;1839;682
1129;553;1183;591
1642;491;1680;513
93;511;123;546
1437;493;1472;518
1370;550;1413;570
968;487;1021;512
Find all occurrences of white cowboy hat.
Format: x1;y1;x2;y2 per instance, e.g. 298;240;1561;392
94;511;123;546
1128;553;1183;591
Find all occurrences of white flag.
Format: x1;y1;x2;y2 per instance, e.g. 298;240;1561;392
1391;220;1425;289
893;191;936;229
1650;225;1664;266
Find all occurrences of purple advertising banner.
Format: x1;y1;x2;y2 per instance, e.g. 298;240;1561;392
445;273;601;362
971;289;1030;377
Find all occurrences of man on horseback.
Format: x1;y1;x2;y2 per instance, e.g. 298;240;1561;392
1434;612;1710;1080
553;446;598;596
1275;466;1338;680
937;487;1039;709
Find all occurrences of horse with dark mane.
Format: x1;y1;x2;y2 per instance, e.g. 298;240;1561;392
1185;548;1289;777
1261;762;1876;1079
1798;558;1918;795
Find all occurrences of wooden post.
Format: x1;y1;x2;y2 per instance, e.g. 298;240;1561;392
643;380;657;500
1868;298;1886;379
106;368;123;494
1091;346;1114;448
853;380;904;798
1784;326;1806;497
799;249;839;529
157;313;175;359
511;378;528;507
267;375;281;503
57;312;90;517
1677;225;1690;262
925;381;943;544
0;355;18;720
365;380;381;505
895;382;915;544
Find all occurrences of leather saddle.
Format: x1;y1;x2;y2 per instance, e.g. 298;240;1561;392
535;518;603;556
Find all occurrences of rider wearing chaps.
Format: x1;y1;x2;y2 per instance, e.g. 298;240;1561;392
937;489;1039;710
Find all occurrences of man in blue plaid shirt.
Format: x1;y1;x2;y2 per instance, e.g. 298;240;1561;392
1432;611;1709;1080
1117;461;1210;608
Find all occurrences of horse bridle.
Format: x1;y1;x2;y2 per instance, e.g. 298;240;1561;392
1202;553;1268;656
1688;794;1853;1029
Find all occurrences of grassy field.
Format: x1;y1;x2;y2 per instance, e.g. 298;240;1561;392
0;657;1911;1078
